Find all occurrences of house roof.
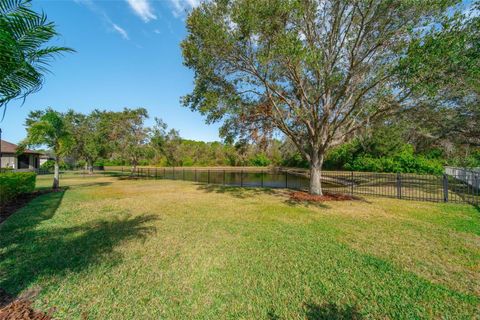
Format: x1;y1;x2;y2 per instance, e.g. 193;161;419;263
0;140;42;155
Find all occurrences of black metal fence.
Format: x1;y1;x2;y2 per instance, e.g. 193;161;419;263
106;167;480;205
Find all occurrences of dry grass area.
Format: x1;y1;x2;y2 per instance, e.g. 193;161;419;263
0;173;478;319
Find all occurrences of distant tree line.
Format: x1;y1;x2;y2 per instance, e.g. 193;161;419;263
24;106;479;177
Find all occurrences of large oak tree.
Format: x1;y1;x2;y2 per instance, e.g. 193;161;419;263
181;0;455;194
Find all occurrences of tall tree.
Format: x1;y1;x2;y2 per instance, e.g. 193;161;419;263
181;0;455;194
0;0;73;113
108;108;150;172
64;110;109;173
21;108;73;189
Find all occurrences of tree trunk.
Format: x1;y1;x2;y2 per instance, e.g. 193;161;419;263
131;160;137;175
88;160;94;174
309;154;324;195
53;160;60;190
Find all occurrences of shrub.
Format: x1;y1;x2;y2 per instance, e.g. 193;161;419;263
249;154;271;167
40;160;55;171
281;153;309;168
0;172;37;207
344;154;444;175
40;160;75;171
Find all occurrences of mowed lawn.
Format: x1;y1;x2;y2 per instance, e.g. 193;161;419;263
0;174;479;319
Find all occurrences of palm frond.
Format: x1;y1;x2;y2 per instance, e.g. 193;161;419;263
0;0;73;114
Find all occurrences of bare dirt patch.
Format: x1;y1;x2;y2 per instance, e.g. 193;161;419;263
0;288;53;320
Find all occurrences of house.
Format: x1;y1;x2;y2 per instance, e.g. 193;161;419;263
0;140;41;170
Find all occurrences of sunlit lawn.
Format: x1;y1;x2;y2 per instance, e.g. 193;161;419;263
0;173;479;319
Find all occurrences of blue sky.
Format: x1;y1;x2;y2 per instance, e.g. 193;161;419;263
1;0;221;144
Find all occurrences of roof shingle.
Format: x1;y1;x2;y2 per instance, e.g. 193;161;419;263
0;140;41;154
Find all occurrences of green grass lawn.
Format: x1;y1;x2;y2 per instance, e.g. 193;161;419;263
1;173;479;319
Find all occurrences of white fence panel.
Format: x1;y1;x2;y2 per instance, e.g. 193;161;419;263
445;167;480;190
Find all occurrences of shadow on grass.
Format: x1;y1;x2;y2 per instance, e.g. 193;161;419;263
67;181;113;189
303;302;362;320
473;204;480;213
36;181;112;192
0;190;157;296
197;184;334;209
267;302;362;320
196;183;279;199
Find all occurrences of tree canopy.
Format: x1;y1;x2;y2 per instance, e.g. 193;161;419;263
181;0;457;194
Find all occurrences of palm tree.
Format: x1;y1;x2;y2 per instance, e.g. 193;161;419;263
0;0;74;114
21;108;73;189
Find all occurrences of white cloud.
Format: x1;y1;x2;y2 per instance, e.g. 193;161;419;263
168;0;201;18
125;0;157;22
112;24;129;40
75;0;130;40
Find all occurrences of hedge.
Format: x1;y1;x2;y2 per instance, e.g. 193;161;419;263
0;172;37;207
344;154;444;175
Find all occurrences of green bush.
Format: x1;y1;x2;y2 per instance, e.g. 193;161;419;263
281;153;308;168
249;154;271;167
344;154;444;175
0;172;37;207
40;160;55;171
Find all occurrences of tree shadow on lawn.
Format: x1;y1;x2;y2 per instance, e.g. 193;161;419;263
197;184;331;209
267;302;362;320
0;190;157;296
66;181;113;189
197;183;278;199
36;182;112;193
303;302;362;320
473;204;480;214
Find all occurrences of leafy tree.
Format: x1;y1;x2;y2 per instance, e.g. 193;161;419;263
64;110;109;173
0;0;73;113
399;1;479;154
163;128;184;166
149;117;168;165
21;108;73;189
108;108;150;172
181;0;454;194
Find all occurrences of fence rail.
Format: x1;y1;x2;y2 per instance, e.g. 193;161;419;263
106;167;480;205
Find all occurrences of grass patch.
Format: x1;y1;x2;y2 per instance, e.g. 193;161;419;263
0;174;479;319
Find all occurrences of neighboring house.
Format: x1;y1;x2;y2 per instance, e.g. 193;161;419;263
0;140;41;170
39;154;54;167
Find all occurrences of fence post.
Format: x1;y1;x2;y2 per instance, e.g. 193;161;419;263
183;168;185;180
261;170;264;188
173;167;175;179
208;169;210;184
241;170;243;187
223;170;226;185
396;173;402;199
195;169;197;182
475;174;479;206
443;174;449;202
285;171;288;188
350;171;354;195
163;168;166;179
155;168;158;179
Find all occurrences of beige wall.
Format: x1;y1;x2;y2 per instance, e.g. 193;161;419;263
1;153;17;169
